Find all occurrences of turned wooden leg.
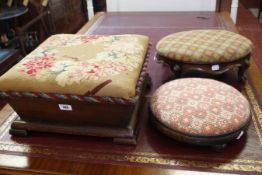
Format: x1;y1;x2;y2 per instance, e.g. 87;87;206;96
238;57;250;83
173;64;182;78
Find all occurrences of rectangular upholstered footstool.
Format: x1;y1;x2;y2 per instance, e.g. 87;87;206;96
0;34;150;145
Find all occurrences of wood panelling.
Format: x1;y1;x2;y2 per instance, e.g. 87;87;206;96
216;0;232;12
240;0;261;8
48;0;87;33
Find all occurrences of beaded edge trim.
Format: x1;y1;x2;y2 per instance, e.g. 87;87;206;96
0;44;152;105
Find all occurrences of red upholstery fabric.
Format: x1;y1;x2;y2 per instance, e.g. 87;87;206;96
150;78;251;136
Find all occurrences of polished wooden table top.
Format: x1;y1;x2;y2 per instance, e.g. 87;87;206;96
0;6;28;20
0;11;261;175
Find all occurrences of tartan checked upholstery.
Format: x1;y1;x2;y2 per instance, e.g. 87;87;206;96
156;30;253;64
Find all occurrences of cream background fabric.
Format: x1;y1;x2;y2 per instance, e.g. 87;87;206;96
0;34;149;99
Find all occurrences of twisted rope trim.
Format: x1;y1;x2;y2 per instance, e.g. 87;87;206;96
0;44;151;105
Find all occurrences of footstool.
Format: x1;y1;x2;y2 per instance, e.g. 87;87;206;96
155;30;253;82
150;78;251;147
0;34;150;145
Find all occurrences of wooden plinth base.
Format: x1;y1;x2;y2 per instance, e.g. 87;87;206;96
9;74;151;145
9;78;148;145
10;100;139;145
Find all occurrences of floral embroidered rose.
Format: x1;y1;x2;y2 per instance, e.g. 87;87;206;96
80;35;101;43
41;34;102;48
52;60;130;86
0;34;149;99
16;34;147;88
18;56;54;76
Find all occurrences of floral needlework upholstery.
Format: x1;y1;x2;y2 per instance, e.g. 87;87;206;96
150;78;251;136
0;34;149;99
156;30;253;64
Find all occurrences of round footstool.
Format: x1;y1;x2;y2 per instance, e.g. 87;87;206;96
155;30;253;82
150;78;251;147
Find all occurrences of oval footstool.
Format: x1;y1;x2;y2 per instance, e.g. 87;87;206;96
155;30;253;82
150;78;251;146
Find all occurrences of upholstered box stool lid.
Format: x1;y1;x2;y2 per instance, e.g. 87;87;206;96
156;30;253;64
150;78;251;146
0;34;149;100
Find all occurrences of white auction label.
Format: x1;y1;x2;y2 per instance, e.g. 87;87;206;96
58;104;72;111
211;64;220;71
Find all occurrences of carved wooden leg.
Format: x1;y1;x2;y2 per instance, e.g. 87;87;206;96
9;128;28;136
238;58;250;83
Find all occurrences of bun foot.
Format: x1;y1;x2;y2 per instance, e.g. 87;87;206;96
9;128;28;136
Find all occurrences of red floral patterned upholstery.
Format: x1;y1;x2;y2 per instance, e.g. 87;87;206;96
150;78;251;137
